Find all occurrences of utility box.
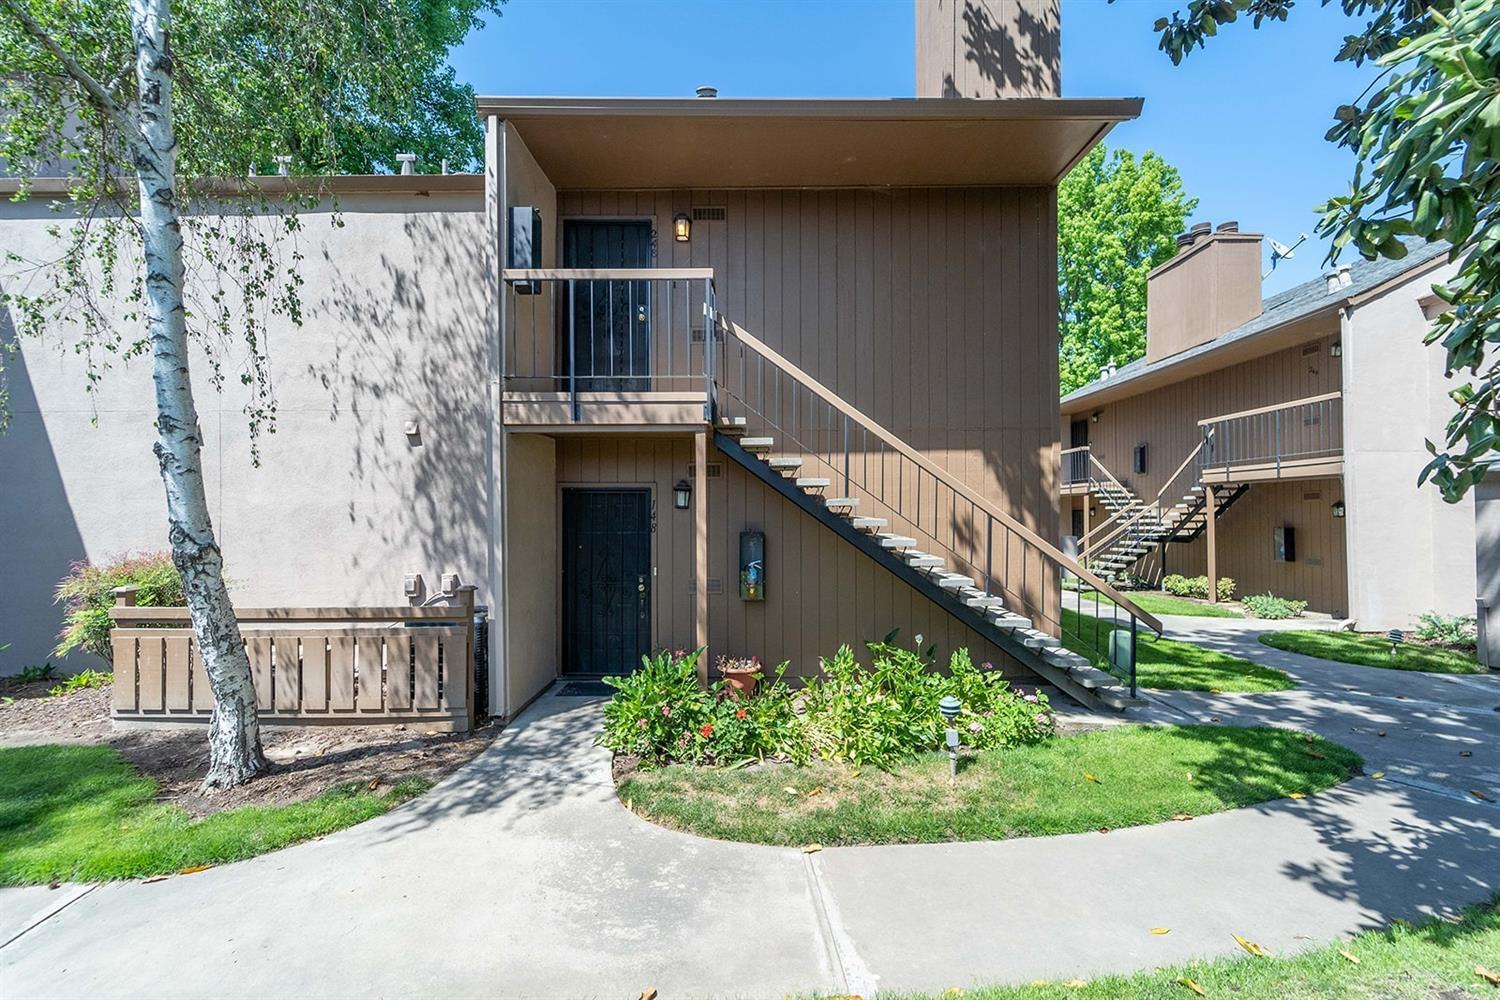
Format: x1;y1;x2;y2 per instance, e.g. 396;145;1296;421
509;206;542;293
1273;525;1296;563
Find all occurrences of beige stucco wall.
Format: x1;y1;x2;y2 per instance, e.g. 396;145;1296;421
0;188;493;675
501;432;559;712
1341;259;1476;629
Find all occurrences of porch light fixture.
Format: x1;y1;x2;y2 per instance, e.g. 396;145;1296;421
1091;411;1100;424
673;479;692;510
673;213;691;243
1331;341;1343;357
1331;500;1346;518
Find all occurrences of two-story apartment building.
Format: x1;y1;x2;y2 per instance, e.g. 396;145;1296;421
1;1;1164;717
1059;223;1473;629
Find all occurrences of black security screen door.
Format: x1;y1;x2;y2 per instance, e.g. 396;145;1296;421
562;489;652;675
562;220;652;392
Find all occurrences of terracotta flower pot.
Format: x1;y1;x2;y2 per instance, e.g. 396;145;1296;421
720;665;759;699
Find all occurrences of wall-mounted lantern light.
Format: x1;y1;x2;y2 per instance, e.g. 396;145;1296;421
673;213;692;243
1330;341;1343;357
1091;411;1100;424
673;479;692;510
1331;499;1346;518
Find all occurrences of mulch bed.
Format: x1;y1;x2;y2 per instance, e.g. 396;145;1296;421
0;678;499;818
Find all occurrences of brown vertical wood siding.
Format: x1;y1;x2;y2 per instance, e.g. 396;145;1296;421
556;187;1060;538
554;435;1025;680
1062;329;1349;613
1063;331;1341;502
1159;479;1348;615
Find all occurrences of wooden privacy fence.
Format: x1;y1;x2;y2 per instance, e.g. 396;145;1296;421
109;587;477;732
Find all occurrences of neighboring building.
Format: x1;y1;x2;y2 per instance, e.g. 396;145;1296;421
1059;223;1472;629
1;1;1163;714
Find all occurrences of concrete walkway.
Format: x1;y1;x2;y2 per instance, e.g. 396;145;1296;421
3;625;1499;998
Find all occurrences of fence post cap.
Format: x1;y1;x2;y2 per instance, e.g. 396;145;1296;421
113;586;140;606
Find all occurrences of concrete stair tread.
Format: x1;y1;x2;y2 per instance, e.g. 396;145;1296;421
795;477;831;488
718;416;748;433
767;457;803;470
741;437;774;451
935;574;974;590
849;517;887;530
907;555;946;569
824;497;860;508
877;534;917;549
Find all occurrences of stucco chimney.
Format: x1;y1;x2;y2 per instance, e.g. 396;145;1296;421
915;0;1061;98
1145;222;1265;363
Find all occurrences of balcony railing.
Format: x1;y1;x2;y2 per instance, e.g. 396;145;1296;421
501;268;716;419
1198;391;1343;480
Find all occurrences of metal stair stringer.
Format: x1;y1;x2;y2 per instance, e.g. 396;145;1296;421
714;431;1124;711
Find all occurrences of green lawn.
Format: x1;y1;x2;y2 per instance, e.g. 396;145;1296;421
1062;608;1295;692
0;744;429;885
618;724;1360;846
1260;630;1485;675
1090;590;1243;619
886;897;1500;999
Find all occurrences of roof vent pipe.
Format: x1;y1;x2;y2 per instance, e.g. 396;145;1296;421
1189;221;1212;238
1175;231;1194;250
396;152;416;175
1323;265;1353;295
1216;220;1239;233
695;85;718;98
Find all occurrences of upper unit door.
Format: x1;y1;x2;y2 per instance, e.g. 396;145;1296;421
561;488;653;675
562;220;652;392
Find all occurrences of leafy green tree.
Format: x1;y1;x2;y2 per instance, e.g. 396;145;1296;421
0;0;499;787
1147;0;1499;501
1059;143;1198;394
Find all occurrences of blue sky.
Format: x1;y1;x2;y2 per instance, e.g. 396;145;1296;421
449;0;1376;295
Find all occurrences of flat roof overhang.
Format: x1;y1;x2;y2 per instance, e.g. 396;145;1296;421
475;96;1143;189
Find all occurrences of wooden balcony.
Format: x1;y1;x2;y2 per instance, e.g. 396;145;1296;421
501;268;716;430
1197;391;1343;483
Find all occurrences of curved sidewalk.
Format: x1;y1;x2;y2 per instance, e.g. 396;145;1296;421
2;642;1498;998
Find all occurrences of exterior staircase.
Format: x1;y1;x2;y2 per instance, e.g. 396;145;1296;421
1082;458;1249;581
710;325;1162;712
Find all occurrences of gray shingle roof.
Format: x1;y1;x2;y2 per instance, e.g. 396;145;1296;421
1060;238;1453;407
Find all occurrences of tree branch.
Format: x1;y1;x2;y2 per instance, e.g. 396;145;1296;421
0;0;143;145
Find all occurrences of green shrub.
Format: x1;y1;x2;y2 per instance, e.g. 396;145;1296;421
48;669;110;697
1413;611;1478;649
1242;592;1308;619
53;553;185;661
1161;574;1236;601
15;663;55;683
598;643;1055;771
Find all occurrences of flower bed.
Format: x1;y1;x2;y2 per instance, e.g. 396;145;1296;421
598;643;1054;771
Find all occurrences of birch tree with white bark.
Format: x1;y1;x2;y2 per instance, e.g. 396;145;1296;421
0;0;501;787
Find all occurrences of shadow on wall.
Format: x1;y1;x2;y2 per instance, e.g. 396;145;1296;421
301;207;493;600
0;304;87;673
945;0;1060;98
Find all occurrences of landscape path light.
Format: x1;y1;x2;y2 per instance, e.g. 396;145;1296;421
939;695;961;783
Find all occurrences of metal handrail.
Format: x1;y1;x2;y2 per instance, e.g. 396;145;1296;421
1084;438;1208;560
1198;392;1343;480
500;270;717;421
714;322;1164;658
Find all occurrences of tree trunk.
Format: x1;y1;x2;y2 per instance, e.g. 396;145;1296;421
130;0;267;789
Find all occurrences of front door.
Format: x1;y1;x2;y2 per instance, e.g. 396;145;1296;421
561;488;652;675
562;220;652;391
